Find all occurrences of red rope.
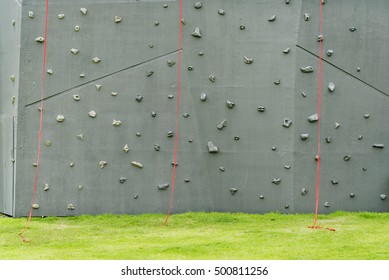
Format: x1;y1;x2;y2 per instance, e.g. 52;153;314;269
164;0;183;226
18;0;49;242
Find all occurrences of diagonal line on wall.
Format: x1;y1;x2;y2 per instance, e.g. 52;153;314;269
296;44;389;98
25;48;182;107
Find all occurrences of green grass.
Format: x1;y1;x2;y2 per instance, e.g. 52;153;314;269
1;212;388;260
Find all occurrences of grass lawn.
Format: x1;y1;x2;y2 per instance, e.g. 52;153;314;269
0;211;388;260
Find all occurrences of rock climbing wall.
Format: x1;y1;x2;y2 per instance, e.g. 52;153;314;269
1;0;388;217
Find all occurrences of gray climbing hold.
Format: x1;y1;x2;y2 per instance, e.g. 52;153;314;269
198;51;204;56
268;15;276;22
326;137;332;143
257;106;265;112
167;131;174;137
282;118;292;128
163;4;168;8
11;96;16;104
194;2;202;9
182;113;190;118
343;155;351;161
301;66;314;73
209;74;216;82
33;162;38;167
119;177;126;184
167;94;174;99
44;183;49;191
271;146;277;151
358;135;363;140
217;9;225;15
136;132;141;137
191;27;202;38
92;57;101;64
78;185;83;190
362;167;367;171
315;155;319;161
111;92;118;96
32;203;40;209
171;162;178;167
88;110;97;118
317;35;324;42
230;188;238;195
349;27;356;32
56;115;65;122
151;111;157;117
328;82;335;92
123;144;129;153
272;178;281;185
79;73;85;78
283;48;290;54
187;66;194;71
158;183;169;191
134;194;139;199
67;204;75;210
58;14;65;19
28;11;34;18
217;119;227;130
167;60;176;67
96;84;102;90
226;100;235;109
357;67;361;72
146;70;154;77
99;161;107;169
284;165;291;169
274;79;281;85
219;166;225;172
304;13;310;21
326;50;334;57
335;122;340;129
301;188;308;196
80;8;88;15
308;113;319;122
131;161;143;168
301;91;307;97
184;179;190;183
47;69;53;75
380;194;387;200
154;144;160;151
372;144;384;149
350;193;355;198
244;56;253;64
149;44;154;48
207;141;219;153
331;180;338;185
10;75;16;82
35;37;44;43
200;93;207;101
70;48;79;55
69;162;74;167
364;114;370;119
324;201;330;207
259;195;264;199
135;95;143;102
300;134;309;140
77;134;84;140
114;16;122;23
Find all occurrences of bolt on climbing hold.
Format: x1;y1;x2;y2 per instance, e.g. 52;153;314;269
217;9;225;15
123;144;129;153
307;113;319;122
194;2;202;9
131;161;143;168
282;118;292;128
217;119;227;130
300;66;314;73
99;161;107;168
35;37;44;43
268;15;276;22
244;56;254;64
56;115;65;122
301;134;309;140
88;110;97;118
80;8;87;15
326;49;334;57
92;57;101;63
283;48;290;54
230;188;238;195
158;183;169;191
112;119;122;126
191;27;202;38
70;48;79;55
328;82;335;92
209;74;216;82
272;178;281;185
226;100;235;109
114;16;122;23
67;204;75;210
301;188;308;196
207;141;219;153
304;13;310;21
200;93;207;101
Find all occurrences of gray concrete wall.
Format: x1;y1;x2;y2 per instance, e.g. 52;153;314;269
2;0;388;217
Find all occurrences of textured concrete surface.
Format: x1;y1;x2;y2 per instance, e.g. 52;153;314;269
1;0;388;217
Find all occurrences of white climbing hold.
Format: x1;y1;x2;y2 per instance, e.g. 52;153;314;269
99;161;107;169
58;14;65;19
70;48;79;55
95;84;102;90
35;37;44;43
328;82;335;92
123;144;129;153
80;8;88;15
112;119;122;126
92;57;101;63
47;69;53;75
28;11;34;18
88;110;97;118
131;161;143;168
10;75;15;82
56;115;65;122
114;16;122;23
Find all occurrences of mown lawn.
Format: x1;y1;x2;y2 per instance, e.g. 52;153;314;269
0;212;388;260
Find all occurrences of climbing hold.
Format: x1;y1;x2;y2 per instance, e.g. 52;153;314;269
300;66;314;73
271;146;277;151
324;201;330;207
77;134;84;140
32;203;40;209
28;11;34;18
11;96;16;104
58;14;65;19
46;69;53;75
284;165;291;169
171;162;178;167
134;194;139;199
274;79;281;85
158;183;169;191
200;93;207;101
123;144;129;153
283;48;290;54
114;16;122;23
136;132;141;137
154;21;159;26
219;166;225;172
315;155;320;161
74;25;80;32
217;119;227;130
80;8;88;15
194;2;202;9
304;13;310;21
335;122;340;129
300;134;309;140
119;177;127;184
301;92;307;97
209;74;216;82
244;56;254;64
187;66;194;71
230;188;238;195
79;73;85;78
257;106;265;112
191;27;202;38
167;131;174;137
154;144;160;151
380;194;387;200
350;193;355;198
149;44;154;48
44;183;50;191
167;94;174;99
301;188;308;196
70;48;79;55
167;60;176;67
317;34;324;42
88;110;97;118
343;155;351;161
99;161;107;169
240;24;246;30
182;113;190;118
226;100;235;109
272;178;281;185
131;161;143;168
35;37;44;43
33;162;38;167
364;114;370;119
207;141;219;153
357;67;361;72
184;179;190;183
135;95;143;102
259;195;264;199
331;180;339;185
326;50;334;57
112;119;122;126
307;113;319;122
67;204;75;210
282;118;292;128
146;70;154;77
69;162;74;167
95;84;102;90
358;135;363;140
217;9;225;15
326;137;332;143
372;144;384;149
56;115;65;122
111;92;118;96
78;185;83;190
285;0;290;4
151;111;157;117
268;15;276;22
198;51;204;56
349;27;356;32
10;75;16;82
328;82;335;92
92;57;101;63
45;140;52;146
234;136;240;141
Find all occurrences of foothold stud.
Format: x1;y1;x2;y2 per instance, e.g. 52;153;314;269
244;56;254;64
301;134;309;140
135;95;143;102
191;27;202;38
282;118;292;128
80;8;88;15
300;66;314;73
154;144;160;151
114;16;122;23
171;162;178;167
167;131;174;137
58;14;65;19
56;115;65;122
32;203;40;209
123;144;129;153
88;110;97;118
198;51;204;56
95;84;102;90
69;162;75;167
380;194;387;200
12;20;16;26
209;74;216;82
328;82;335;92
230;188;238;195
304;13;310;21
184;179;190;183
301;188;308;196
217;9;225;15
326;137;332;143
350;193;355;198
47;69;53;75
207;141;219;153
35;37;44;43
268;15;276;22
79;73;85;78
131;161;143;168
283;48;290;54
149;44;154;48
272;178;281;185
28;11;34;18
324;201;330;207
92;57;101;64
343;155;351;161
357;67;361;72
112;119;122;126
70;48;79;55
99;161;107;169
44;183;50;191
372;144;384;149
194;2;202;9
158;183;170;191
163;4;168;8
136;132;141;137
67;204;75;210
200;93;207;101
119;177;127;184
217;119;227;130
74;25;80;32
362;167;367;171
286;0;290;4
307;113;319;122
167;60;176;67
326;50;334;57
331;180;339;185
334;122;340;129
78;185;83;190
219;166;225;172
146;70;154;77
77;134;84;140
226;100;235;109
73;95;80;101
